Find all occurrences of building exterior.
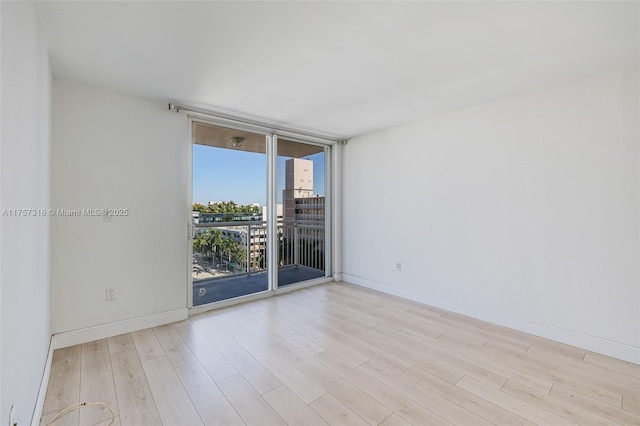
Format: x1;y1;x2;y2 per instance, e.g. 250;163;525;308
283;158;314;223
262;204;283;222
192;157;327;275
194;211;262;224
282;158;325;271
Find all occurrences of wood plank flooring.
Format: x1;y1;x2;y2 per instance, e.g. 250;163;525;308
41;282;640;426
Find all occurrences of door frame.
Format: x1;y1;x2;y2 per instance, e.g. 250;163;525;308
186;115;337;313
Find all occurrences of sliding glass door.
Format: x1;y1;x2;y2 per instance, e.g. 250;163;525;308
191;122;268;306
190;121;330;308
277;138;328;287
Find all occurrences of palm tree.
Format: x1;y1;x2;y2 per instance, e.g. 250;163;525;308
220;235;238;271
192;233;208;256
192;228;224;268
230;245;246;272
204;228;222;266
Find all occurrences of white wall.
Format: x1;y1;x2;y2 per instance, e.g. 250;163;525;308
1;2;52;424
342;67;639;363
52;80;188;336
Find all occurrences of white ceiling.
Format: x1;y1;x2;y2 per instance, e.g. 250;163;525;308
37;1;638;139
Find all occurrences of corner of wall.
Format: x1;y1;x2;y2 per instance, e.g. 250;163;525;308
1;2;54;424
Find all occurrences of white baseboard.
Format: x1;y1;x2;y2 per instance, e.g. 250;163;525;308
51;308;188;350
342;274;640;364
31;338;54;426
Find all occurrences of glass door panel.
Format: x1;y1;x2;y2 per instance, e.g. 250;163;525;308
276;139;328;287
191;121;268;306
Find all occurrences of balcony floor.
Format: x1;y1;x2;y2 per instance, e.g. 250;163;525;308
193;265;325;306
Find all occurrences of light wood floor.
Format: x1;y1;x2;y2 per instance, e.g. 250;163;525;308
42;282;640;426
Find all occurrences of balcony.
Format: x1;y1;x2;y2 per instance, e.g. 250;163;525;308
192;220;325;306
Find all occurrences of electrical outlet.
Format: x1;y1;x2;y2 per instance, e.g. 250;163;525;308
9;404;16;426
395;261;402;271
106;288;116;301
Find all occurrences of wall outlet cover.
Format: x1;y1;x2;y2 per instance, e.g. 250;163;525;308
106;288;116;301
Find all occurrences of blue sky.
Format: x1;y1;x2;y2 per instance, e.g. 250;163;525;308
193;145;324;206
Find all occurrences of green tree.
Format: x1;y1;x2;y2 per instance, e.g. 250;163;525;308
192;203;208;213
204;228;222;264
193;233;206;254
193;228;223;266
193;201;260;216
232;245;246;271
220;235;238;271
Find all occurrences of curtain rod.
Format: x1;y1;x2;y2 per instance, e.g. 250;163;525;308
168;103;347;145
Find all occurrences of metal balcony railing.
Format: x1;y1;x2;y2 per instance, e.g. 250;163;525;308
192;220;325;283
